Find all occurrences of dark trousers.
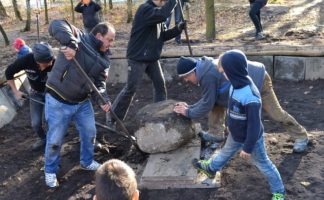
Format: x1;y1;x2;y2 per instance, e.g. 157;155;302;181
112;59;167;120
166;0;184;42
29;90;46;140
249;0;267;34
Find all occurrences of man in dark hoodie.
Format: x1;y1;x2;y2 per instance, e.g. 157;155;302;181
44;19;115;188
192;50;285;200
5;42;55;151
174;56;309;154
75;0;102;33
107;0;186;125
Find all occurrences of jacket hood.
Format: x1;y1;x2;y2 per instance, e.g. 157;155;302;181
221;50;251;89
196;56;217;83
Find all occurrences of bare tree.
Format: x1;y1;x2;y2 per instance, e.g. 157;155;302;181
70;0;75;23
12;0;23;21
44;0;49;24
103;0;107;14
0;0;9;17
24;0;31;31
0;24;9;45
127;0;132;23
109;0;112;9
205;0;215;41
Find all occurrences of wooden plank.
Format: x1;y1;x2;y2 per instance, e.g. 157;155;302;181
110;45;324;59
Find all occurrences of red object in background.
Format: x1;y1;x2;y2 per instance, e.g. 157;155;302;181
13;38;26;51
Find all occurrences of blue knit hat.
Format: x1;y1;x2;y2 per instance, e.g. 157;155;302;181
33;42;54;63
177;56;197;77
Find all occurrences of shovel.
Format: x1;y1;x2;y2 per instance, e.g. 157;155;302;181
71;57;143;153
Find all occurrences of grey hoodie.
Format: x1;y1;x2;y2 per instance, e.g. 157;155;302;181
186;57;266;119
187;56;228;119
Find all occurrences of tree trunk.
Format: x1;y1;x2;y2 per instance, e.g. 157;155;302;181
103;0;107;14
109;0;112;9
205;0;215;41
0;0;8;17
44;0;49;24
70;0;75;23
12;0;23;21
0;24;10;46
24;0;31;31
126;0;132;23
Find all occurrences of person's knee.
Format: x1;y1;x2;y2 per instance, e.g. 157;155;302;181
249;9;256;17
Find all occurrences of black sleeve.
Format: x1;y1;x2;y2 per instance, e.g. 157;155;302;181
243;103;262;153
94;2;101;11
93;67;110;104
162;25;182;41
143;0;177;26
74;2;83;13
5;55;30;80
48;19;80;50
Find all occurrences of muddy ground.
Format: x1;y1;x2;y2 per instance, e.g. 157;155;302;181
1;0;324;199
0;79;323;200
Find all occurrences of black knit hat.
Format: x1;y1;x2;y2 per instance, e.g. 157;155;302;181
33;42;54;63
177;56;197;77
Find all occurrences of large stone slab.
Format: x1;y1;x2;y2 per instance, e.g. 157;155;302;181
304;57;324;80
139;138;221;189
247;56;274;78
274;56;305;81
134;100;196;154
0;88;17;128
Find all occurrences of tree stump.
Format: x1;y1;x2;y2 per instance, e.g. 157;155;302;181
134;100;196;154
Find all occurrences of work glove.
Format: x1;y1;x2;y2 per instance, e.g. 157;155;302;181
177;21;187;32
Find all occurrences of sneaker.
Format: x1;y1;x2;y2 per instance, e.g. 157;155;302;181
192;158;215;179
293;138;309;153
45;172;59;188
81;160;101;171
272;193;284;200
255;32;266;40
32;139;46;151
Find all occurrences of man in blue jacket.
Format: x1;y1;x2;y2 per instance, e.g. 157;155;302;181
108;0;186;125
44;19;115;188
174;56;309;155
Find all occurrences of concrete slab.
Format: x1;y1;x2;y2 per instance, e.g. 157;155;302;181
274;56;305;81
305;57;324;80
139;138;221;189
247;56;274;78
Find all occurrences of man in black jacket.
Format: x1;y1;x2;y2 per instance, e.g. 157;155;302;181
44;19;115;188
5;43;55;151
75;0;102;33
108;0;186;125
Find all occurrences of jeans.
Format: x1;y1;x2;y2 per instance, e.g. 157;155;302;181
209;134;285;194
111;59;167;120
249;0;267;34
29;90;46;140
166;0;183;42
44;93;96;173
